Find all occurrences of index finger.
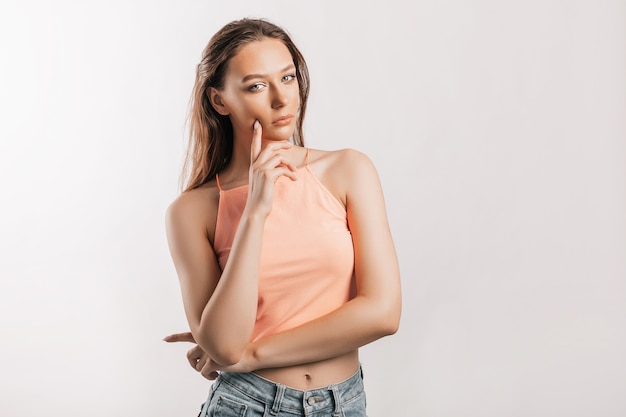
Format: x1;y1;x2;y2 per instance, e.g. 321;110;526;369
163;332;196;343
250;120;262;163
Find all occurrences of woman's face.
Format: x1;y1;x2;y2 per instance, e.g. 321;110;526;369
212;38;300;142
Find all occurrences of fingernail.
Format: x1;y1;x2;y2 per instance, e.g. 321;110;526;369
254;120;260;130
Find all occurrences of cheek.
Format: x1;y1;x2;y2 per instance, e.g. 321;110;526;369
226;96;264;124
289;87;301;113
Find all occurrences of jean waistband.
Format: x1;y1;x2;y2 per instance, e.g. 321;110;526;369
217;366;364;415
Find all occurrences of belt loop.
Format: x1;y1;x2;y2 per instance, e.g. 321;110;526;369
270;383;286;415
329;384;341;417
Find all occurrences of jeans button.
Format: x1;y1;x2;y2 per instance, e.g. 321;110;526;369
307;397;316;405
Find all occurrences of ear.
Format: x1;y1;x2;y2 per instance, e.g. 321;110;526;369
208;87;230;116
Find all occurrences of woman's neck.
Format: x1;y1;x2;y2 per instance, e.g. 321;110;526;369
219;137;295;187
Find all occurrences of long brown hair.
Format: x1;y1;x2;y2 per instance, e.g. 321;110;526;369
182;18;310;192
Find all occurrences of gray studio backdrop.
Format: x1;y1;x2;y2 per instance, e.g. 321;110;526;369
0;1;624;416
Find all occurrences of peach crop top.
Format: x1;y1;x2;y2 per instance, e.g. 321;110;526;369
214;149;355;342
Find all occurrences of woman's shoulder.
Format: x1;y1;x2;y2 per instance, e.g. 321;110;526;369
306;148;378;204
308;147;372;165
308;147;377;178
166;180;220;230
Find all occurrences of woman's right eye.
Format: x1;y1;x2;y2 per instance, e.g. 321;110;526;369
248;83;264;92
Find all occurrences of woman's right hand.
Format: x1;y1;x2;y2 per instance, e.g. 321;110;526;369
245;120;297;218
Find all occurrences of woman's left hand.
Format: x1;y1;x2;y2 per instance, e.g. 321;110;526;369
163;332;254;379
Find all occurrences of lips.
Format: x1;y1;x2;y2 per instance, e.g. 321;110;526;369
272;115;294;126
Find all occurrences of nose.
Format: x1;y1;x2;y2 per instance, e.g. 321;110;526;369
270;84;288;109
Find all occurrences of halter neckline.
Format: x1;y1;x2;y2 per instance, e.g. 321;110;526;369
215;148;310;192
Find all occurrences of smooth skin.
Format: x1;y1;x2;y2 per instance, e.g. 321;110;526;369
165;38;401;390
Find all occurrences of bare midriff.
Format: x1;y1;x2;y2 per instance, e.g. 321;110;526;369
253;350;360;390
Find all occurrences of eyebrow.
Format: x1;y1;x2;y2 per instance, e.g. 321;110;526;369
241;64;296;83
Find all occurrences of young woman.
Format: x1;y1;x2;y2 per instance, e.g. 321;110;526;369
164;18;401;416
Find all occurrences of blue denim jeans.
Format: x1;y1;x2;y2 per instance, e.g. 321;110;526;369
198;366;367;416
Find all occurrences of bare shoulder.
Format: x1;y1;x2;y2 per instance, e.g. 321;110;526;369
166;181;220;244
307;148;379;205
310;147;377;179
310;146;373;167
167;182;218;219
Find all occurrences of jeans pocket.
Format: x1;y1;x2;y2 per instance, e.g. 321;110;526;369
210;395;248;417
340;391;367;417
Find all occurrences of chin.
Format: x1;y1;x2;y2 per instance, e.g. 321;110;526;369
264;126;296;142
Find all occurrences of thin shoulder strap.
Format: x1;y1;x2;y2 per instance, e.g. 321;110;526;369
305;147;310;166
215;173;223;192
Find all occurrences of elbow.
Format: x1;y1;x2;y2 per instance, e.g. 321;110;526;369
378;315;400;337
197;333;245;366
212;349;243;367
358;294;402;338
383;316;400;336
376;302;401;337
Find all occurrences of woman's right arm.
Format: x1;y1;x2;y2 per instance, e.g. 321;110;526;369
165;194;263;366
166;121;296;366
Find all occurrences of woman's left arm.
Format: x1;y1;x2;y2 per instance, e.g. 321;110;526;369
242;149;402;369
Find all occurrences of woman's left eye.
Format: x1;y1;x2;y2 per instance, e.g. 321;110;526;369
282;74;296;82
248;83;264;92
